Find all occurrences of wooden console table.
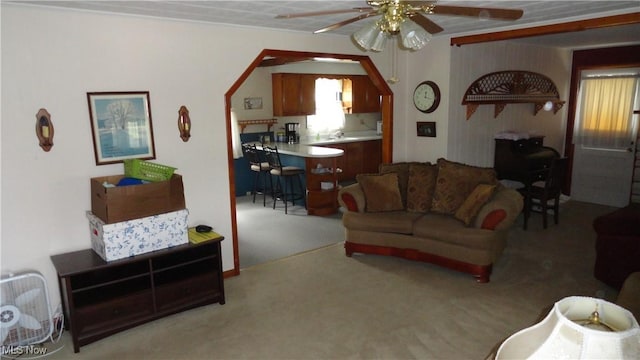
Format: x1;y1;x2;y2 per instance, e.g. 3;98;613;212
50;237;225;352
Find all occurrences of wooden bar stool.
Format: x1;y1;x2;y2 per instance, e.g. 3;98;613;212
242;143;271;206
263;145;306;214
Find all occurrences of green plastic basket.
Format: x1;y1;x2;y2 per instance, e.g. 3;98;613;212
124;159;176;182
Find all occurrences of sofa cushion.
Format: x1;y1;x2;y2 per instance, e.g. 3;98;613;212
356;173;404;212
342;211;424;235
406;163;438;213
455;184;497;225
379;162;421;207
431;158;498;215
413;213;498;251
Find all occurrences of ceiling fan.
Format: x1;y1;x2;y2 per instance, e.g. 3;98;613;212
276;0;523;51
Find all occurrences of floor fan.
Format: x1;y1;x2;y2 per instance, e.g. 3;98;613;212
1;272;54;347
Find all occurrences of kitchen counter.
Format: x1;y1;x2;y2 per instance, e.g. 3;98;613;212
250;132;380;216
252;142;343;216
301;130;382;146
255;142;344;158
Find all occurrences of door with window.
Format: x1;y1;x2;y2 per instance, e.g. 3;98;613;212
571;69;640;207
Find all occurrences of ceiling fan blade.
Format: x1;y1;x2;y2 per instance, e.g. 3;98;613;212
314;11;380;34
432;5;524;21
276;7;373;19
409;13;444;34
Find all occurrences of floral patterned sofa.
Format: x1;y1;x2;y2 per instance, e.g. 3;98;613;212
337;159;523;282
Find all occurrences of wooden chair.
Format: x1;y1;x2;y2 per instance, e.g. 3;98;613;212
242;143;271;206
522;157;569;230
263;145;305;214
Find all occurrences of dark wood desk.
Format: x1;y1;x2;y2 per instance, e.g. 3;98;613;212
494;136;559;187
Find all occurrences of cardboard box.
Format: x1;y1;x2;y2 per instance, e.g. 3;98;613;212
91;174;185;224
87;209;189;262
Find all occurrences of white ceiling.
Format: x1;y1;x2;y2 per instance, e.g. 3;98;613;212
10;1;640;49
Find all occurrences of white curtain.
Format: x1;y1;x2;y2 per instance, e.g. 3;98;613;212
230;108;243;159
573;76;638;150
307;78;345;133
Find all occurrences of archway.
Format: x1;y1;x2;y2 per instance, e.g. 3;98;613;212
224;49;393;276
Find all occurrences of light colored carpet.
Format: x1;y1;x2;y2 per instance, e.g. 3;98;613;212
36;200;620;359
236;194;344;268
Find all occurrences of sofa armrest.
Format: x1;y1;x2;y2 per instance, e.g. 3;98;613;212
616;272;640;322
338;183;366;213
473;185;524;230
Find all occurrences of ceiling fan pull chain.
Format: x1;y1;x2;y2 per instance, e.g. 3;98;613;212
388;37;399;83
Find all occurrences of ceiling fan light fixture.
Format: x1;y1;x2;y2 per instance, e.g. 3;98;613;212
353;21;380;51
370;29;389;52
399;19;431;50
279;1;524;53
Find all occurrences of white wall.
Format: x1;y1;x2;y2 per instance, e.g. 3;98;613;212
380;35;571;167
446;41;571;167
0;4;392;303
398;36;452;163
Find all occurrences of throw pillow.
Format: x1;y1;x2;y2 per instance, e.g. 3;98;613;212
431;158;498;214
455;184;497;225
406;163;438;213
379;162;418;207
356;173;404;212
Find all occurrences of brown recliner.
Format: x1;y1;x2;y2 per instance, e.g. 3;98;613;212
593;203;640;290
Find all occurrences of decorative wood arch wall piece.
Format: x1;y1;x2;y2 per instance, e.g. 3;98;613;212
35;108;54;151
462;70;565;120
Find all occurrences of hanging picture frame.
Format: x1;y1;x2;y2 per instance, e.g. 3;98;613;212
416;121;436;137
243;97;263;110
87;91;156;165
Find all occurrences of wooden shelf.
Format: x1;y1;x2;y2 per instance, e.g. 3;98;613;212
462;71;565;119
238;119;277;133
305;157;340;216
50;239;225;352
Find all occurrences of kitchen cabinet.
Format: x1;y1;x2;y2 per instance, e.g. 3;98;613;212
272;73;316;116
362;139;382;174
50;238;225;352
322;140;381;182
351;76;381;113
272;73;380;116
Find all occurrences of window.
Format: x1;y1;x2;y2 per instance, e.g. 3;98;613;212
573;71;639;150
306;78;346;134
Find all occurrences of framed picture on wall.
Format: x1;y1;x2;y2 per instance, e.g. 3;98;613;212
87;91;156;165
417;121;436;137
244;97;263;110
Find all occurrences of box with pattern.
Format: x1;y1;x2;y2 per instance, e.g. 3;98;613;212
87;209;189;261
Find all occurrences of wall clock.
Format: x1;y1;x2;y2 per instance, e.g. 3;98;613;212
413;81;441;113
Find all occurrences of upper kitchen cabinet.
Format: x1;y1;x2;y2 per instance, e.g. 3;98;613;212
272;73;316;116
351;75;381;114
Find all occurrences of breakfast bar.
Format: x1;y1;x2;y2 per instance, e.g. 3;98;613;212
255;142;344;215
